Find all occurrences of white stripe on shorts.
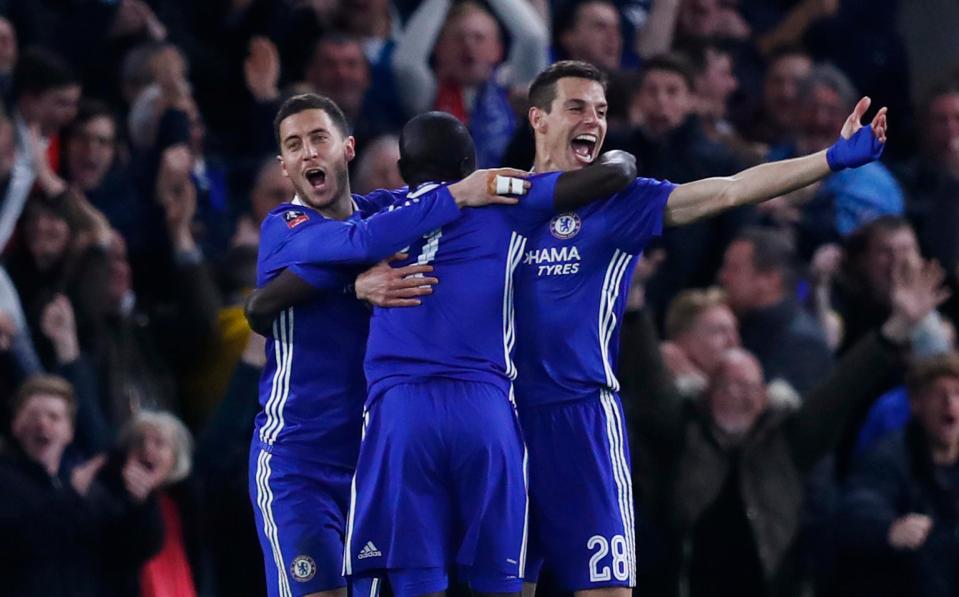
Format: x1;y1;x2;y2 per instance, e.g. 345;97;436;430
256;450;293;597
600;389;637;586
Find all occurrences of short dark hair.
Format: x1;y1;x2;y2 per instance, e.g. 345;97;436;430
844;215;912;264
555;0;617;37
528;60;608;112
64;99;116;140
735;227;797;286
638;53;695;91
273;93;349;149
398;111;476;188
674;38;734;77
14;47;79;100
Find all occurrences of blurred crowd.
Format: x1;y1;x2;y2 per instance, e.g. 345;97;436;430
0;0;957;596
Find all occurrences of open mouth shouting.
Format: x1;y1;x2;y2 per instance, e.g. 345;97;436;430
570;133;599;165
304;167;327;193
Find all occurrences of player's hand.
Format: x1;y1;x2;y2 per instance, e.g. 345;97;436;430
827;96;887;170
448;168;530;208
888;514;933;551
356;253;438;308
244;36;281;103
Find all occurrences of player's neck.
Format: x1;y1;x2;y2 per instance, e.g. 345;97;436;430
317;190;355;221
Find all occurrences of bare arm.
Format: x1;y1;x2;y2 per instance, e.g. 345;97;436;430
635;0;681;59
664;97;888;227
391;0;448;115
488;0;550;86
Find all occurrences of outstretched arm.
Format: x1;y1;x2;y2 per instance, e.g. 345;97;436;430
664;97;888;227
391;0;447;115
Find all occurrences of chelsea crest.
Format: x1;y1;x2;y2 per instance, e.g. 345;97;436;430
549;212;581;240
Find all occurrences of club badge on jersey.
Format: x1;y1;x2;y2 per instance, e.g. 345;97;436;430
549;212;581;240
284;210;309;229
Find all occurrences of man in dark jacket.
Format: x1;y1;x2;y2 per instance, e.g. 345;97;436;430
618;256;946;597
838;354;959;597
0;374;164;597
718;226;833;394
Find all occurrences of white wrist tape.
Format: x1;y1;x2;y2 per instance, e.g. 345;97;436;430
494;175;526;195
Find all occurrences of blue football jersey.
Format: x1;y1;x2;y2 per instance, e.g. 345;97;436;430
512;177;676;408
254;187;462;468
363;174;560;405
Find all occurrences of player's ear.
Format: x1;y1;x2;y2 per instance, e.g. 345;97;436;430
529;106;547;134
344;135;356;162
277;154;290;178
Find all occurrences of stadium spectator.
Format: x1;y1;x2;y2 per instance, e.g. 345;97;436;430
675;0;751;43
831;216;923;353
231;156;294;250
114;410;204;597
392;0;548;167
613;52;749;315
554;0;624;72
769;64;904;252
896;80;959;272
353;134;403;195
718;227;833;394
745;45;813;146
0;16;17;101
838;353;959;597
0;374;165;597
13;47;80;145
620;256;946;597
660;287;741;394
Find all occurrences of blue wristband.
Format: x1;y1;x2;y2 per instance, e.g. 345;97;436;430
826;125;884;171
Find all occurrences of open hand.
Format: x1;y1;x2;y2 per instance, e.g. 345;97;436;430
888;513;933;551
841;96;887;142
244;36;280;102
70;454;107;497
827;97;887;171
356;253;439;307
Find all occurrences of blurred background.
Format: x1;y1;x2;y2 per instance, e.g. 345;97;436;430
0;1;958;596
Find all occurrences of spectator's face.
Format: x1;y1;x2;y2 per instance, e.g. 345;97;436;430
678;0;721;38
107;233;133;310
799;84;846;152
696;48;738;116
251;161;294;224
278;108;356;211
912;375;959;454
25;208;71;271
65;116;116;191
860;226;921;301
355;139;403;195
29;84;82;137
12;394;73;473
676;305;741;375
306;41;370;120
923;92;959;162
560;2;622;72
763;53;812;131
531;77;608;171
718;240;763;312
707;351;767;435
435;8;503;87
634;69;693;139
131;424;177;483
0;17;18;73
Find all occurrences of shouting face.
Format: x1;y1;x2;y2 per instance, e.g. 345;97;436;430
277;108;355;213
531;77;608;171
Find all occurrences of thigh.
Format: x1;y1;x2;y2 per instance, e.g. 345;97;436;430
249;446;352;597
519;392;636;592
344;385;452;578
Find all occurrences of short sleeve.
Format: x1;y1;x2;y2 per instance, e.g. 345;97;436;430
604;177;675;254
503;171;561;234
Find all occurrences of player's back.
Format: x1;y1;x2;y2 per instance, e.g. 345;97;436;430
512;177;675;408
364;177;557;405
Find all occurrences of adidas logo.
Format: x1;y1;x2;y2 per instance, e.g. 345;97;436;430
357;541;382;559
